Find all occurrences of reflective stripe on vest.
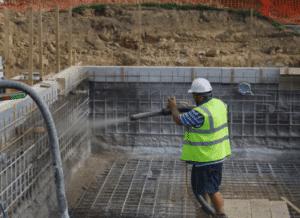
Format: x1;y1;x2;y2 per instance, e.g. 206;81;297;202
183;135;230;146
188;105;228;133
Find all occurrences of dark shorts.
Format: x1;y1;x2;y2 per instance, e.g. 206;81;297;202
191;162;223;196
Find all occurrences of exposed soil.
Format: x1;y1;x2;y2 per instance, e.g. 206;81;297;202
0;6;300;80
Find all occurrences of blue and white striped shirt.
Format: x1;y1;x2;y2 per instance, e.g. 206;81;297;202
179;96;226;167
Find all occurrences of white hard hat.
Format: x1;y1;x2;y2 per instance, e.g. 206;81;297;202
188;78;212;93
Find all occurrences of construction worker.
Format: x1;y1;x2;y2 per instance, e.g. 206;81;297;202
167;78;231;218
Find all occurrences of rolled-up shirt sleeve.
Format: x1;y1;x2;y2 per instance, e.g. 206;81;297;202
179;110;205;128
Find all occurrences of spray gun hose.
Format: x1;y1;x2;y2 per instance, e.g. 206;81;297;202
130;109;163;120
130;106;217;217
130;104;195;121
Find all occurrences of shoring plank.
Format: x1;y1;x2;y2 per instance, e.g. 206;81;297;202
38;9;43;80
68;6;72;67
29;7;33;86
55;5;60;74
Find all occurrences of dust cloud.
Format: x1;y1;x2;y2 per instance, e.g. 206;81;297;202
89;116;130;129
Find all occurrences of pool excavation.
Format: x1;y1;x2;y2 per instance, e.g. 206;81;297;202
71;66;300;218
0;1;300;217
0;65;300;218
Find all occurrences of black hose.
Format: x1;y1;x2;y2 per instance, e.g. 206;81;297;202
130;104;195;121
195;194;216;217
0;201;7;218
187;162;216;217
185;162;216;217
0;81;69;218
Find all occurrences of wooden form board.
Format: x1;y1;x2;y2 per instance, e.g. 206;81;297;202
55;5;60;75
6;79;40;93
281;197;300;214
4;8;9;72
137;0;141;66
248;8;253;68
18;127;45;134
68;7;72;68
29;7;33;86
38;9;43;79
3;68;56;73
191;68;195;82
280;68;300;75
57;78;66;96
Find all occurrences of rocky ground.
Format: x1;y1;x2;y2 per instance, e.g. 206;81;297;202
0;6;300;80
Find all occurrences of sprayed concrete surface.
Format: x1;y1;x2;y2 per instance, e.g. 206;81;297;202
88;80;300;163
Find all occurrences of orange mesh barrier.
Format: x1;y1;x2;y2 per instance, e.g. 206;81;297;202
0;0;299;24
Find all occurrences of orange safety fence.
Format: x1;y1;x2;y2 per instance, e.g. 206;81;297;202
0;0;299;24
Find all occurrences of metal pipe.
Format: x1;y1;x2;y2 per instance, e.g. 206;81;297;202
0;81;69;218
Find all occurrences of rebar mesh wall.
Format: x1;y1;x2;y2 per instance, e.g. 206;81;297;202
0;83;90;217
89;69;300;162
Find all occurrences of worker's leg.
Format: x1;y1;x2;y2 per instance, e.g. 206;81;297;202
206;162;225;215
210;191;225;215
203;193;211;205
191;162;226;216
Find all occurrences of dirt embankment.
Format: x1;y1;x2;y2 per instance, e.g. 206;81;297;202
0;6;300;79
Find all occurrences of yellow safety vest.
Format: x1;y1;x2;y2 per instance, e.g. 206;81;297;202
180;98;231;163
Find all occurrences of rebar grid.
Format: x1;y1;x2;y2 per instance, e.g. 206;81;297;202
0;85;89;217
71;158;300;218
90;70;300;150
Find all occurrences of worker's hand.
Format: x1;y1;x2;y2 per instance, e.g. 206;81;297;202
178;101;190;107
167;97;176;109
179;101;196;108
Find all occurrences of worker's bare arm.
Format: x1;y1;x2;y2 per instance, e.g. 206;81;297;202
178;101;196;109
170;105;183;125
